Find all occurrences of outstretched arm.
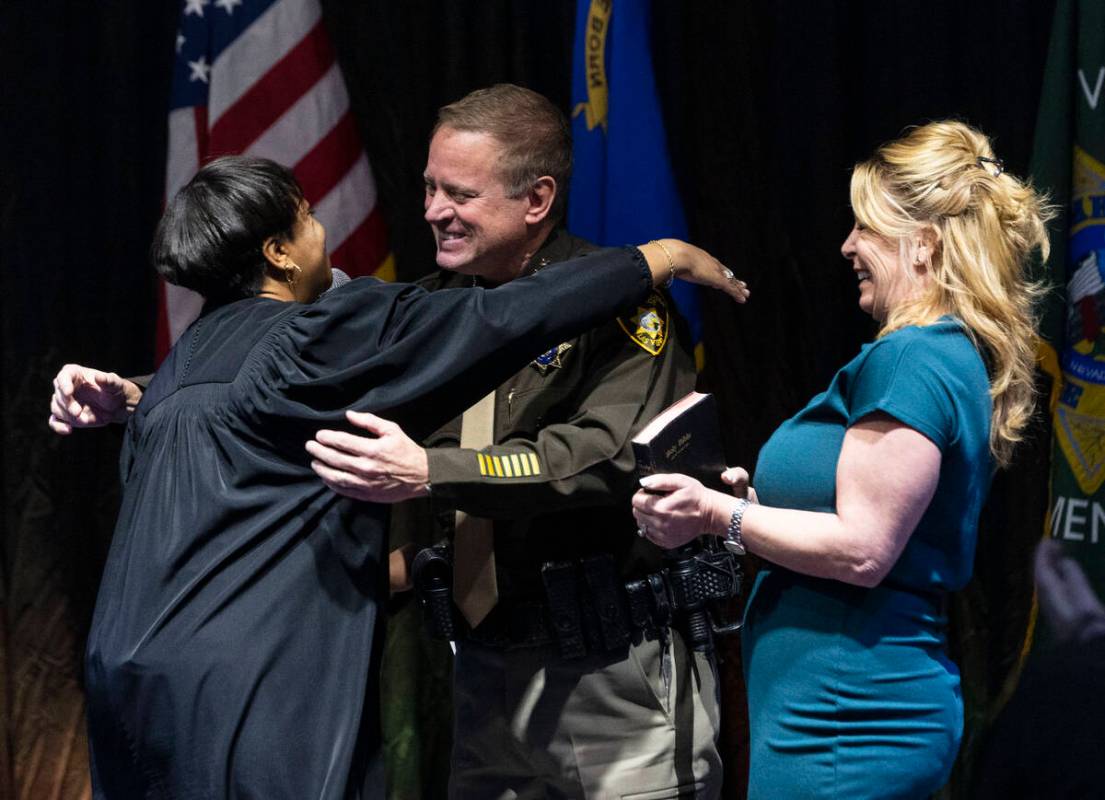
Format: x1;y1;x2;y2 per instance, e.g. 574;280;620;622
48;364;144;435
280;242;746;445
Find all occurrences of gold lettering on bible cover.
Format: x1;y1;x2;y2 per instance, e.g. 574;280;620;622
664;432;692;461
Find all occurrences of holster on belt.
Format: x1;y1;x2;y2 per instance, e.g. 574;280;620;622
411;540;463;641
624;572;673;642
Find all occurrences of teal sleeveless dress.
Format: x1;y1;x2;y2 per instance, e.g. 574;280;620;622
743;319;993;799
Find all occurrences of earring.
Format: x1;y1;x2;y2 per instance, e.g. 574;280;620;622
286;263;302;286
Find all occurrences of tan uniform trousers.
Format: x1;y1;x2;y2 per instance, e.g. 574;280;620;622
449;630;722;800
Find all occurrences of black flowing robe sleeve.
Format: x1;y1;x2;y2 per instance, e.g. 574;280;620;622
250;246;653;442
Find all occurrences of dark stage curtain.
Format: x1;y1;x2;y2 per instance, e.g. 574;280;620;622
0;1;1056;797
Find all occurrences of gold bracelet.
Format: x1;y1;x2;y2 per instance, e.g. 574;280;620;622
648;239;676;288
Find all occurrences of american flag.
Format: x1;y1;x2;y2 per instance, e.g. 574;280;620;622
159;0;392;357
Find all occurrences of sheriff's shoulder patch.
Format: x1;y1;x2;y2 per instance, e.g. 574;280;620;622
617;291;668;355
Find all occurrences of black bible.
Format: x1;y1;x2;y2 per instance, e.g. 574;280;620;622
631;391;727;491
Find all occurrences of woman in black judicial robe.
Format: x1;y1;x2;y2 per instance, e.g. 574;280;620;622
76;156;745;798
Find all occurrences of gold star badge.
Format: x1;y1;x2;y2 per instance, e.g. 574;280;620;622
618;291;669;355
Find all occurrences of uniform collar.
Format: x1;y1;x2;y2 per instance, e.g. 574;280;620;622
429;228;571;288
526;228;581;276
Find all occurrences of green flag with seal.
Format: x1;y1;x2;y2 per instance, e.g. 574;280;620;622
1032;0;1105;631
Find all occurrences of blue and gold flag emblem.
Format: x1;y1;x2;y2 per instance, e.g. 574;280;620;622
532;342;574;373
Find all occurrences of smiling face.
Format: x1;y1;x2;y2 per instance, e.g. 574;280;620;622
422;126;537;284
840;224;921;322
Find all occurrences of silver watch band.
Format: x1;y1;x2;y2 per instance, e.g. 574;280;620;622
723;497;749;555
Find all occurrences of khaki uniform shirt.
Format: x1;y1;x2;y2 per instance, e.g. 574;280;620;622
406;230;696;606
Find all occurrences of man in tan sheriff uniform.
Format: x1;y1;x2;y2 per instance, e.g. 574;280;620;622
307;84;722;800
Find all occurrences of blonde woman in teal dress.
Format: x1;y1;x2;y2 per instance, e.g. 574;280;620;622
632;121;1053;798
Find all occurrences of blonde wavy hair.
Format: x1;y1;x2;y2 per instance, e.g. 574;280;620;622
850;120;1055;467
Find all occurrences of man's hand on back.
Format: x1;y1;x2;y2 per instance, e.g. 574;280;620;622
307;410;431;503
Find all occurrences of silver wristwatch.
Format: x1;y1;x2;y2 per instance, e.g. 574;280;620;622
722;498;749;555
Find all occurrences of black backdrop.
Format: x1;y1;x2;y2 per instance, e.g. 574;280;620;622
0;0;1058;796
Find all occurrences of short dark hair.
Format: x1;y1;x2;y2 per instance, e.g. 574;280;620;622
151;156;304;302
434;84;572;222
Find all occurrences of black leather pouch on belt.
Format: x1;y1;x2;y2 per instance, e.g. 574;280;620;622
582;554;631;652
541;561;588;658
541;554;633;659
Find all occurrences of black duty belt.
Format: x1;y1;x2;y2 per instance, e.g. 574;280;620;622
412;541;743;657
